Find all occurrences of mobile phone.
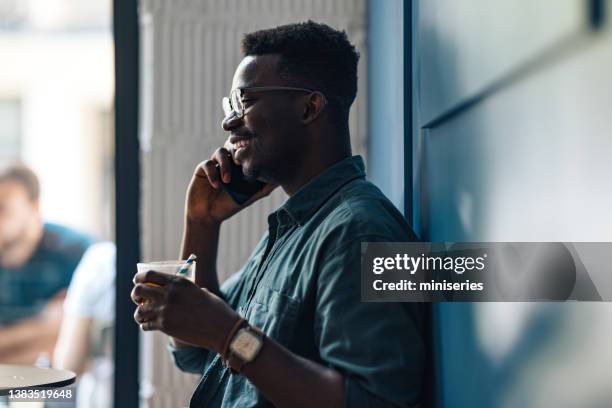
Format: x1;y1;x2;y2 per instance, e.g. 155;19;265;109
216;162;266;205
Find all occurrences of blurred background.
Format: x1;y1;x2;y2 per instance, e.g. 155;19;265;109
0;0;114;237
2;0;612;407
0;0;114;407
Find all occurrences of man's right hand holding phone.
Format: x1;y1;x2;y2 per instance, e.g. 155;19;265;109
185;143;276;226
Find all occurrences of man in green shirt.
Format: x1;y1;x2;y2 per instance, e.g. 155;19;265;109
132;21;425;407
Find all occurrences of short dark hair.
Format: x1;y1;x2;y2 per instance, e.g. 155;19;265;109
242;21;360;128
0;163;40;201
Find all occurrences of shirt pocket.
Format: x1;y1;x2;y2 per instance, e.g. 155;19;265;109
246;285;300;346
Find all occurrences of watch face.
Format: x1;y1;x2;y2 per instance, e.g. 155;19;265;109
230;329;262;362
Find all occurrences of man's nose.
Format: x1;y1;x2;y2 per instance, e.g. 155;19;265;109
221;113;242;131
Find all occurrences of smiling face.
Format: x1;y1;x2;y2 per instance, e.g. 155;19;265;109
222;54;308;184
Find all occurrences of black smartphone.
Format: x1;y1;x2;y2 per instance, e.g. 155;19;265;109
216;162;266;205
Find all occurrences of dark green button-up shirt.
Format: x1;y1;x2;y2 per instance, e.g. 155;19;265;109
170;155;425;407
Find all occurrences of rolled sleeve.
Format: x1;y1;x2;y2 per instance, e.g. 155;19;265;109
315;237;425;408
168;343;210;375
167;269;245;374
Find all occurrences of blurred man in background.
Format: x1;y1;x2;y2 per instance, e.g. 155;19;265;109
0;163;91;364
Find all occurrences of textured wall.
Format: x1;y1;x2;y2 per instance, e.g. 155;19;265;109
138;1;367;406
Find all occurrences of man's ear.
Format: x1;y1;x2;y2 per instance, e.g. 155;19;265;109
301;92;327;125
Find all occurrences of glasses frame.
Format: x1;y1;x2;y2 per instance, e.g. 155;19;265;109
222;86;326;118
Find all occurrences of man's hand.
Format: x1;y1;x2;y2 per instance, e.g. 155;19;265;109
185;144;276;225
131;270;240;354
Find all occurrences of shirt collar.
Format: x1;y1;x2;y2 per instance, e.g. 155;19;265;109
276;155;366;227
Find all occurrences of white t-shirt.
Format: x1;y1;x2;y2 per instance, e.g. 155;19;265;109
62;242;115;408
63;242;115;322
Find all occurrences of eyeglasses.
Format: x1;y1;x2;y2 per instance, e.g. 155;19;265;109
222;86;325;119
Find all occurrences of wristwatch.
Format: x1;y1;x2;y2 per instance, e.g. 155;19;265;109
226;325;265;374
